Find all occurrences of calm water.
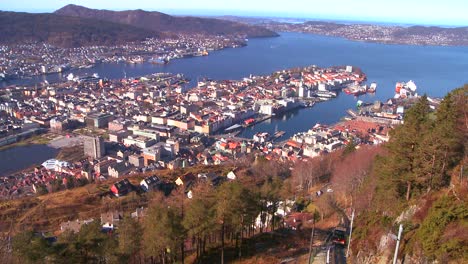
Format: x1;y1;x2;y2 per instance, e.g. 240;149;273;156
0;145;58;176
1;32;468;171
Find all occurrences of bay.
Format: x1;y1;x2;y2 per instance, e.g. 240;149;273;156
1;32;468;145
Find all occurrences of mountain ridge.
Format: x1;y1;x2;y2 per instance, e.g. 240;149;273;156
54;4;278;38
0;11;159;48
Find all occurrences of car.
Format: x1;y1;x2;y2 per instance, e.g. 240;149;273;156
332;227;347;245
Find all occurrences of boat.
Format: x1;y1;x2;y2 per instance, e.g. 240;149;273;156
368;82;377;93
273;131;286;139
243;118;256;127
77;74;100;82
343;81;377;96
395;80;418;99
315;90;337;98
149;57;170;65
66;73;75;81
343;83;367;96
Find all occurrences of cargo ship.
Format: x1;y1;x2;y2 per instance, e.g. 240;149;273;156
343;83;367;95
343;82;377;96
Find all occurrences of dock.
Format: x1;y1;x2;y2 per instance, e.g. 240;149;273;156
243;115;272;128
346;109;358;117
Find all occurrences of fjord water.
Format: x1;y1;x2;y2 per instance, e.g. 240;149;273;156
2;32;468;139
0;145;58;176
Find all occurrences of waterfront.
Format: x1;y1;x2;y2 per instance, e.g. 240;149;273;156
1;32;468;173
0;145;58;176
3;32;468;101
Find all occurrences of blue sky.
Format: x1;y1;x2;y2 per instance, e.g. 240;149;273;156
1;0;467;26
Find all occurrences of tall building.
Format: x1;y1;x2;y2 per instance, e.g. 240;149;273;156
84;136;105;159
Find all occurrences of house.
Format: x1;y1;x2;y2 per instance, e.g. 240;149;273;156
110;179;133;197
198;172;226;186
175;173;196;186
227;171;237;180
175;177;184;186
131;207;147;218
140;176;160;192
60;219;94;233
129;154;144;168
108;162;133;178
101;211;123;230
284;212;314;230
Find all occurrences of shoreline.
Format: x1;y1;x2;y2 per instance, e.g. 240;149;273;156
0;39;251;87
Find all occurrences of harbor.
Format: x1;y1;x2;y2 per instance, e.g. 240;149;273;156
1;32;468;176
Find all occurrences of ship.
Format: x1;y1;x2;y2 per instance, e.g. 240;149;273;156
343;83;367;96
273;130;286;139
77;73;100;82
149;57;170;64
66;73;76;81
368;82;377;93
343;81;377;95
314;90;337;98
395;80;418;99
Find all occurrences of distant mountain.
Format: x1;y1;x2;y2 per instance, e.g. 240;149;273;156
54;4;278;38
263;20;468;46
393;25;468;38
0;11;159;47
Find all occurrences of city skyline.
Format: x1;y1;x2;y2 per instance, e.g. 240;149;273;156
1;0;467;26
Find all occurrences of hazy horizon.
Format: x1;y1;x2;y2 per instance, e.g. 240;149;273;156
2;0;467;27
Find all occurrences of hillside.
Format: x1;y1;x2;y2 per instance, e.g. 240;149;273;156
0;11;159;48
1;86;466;263
55;4;278;38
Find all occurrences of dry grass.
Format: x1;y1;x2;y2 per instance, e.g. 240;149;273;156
0;165;233;235
55;145;85;162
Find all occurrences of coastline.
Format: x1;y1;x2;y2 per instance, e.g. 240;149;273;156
0;39;252;86
0;133;53;151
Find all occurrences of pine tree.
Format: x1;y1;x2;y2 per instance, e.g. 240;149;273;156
143;195;184;264
118;216;143;263
12;231;50;264
182;182;216;261
377;95;431;202
75;220;113;263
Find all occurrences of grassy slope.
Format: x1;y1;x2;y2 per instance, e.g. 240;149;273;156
0;165;234;234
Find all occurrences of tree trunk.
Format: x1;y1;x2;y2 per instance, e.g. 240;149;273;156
203;235;206;255
235;232;239;252
239;230;243;261
181;239;185;264
195;235;199;260
221;222;225;264
271;210;275;231
406;181;412;201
